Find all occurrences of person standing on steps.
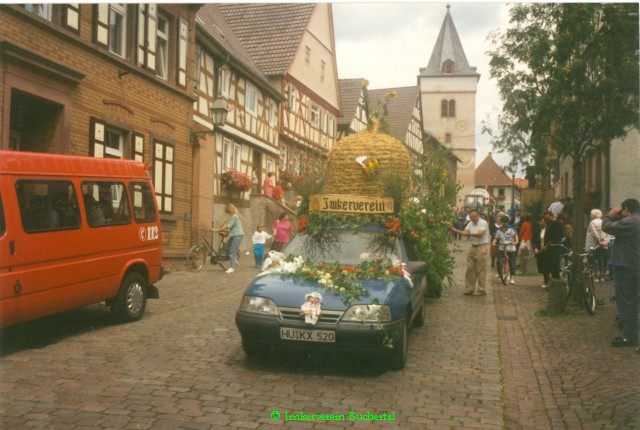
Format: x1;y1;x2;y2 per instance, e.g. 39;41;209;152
271;213;292;252
262;172;275;198
450;209;491;296
602;198;640;350
214;203;244;274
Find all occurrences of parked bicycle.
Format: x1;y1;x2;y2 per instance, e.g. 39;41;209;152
559;242;598;314
185;229;230;271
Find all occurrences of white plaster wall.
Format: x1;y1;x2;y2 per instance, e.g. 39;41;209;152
419;74;478;205
288;4;339;110
610;128;640;205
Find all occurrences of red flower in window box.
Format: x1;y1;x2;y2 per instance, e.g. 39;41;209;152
221;170;252;192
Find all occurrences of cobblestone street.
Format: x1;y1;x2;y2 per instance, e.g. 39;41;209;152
0;243;638;430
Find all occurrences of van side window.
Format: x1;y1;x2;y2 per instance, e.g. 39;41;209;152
0;194;5;236
15;180;80;233
129;182;157;223
81;182;130;227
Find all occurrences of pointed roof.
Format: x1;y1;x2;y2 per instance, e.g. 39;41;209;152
338;78;367;126
197;6;281;99
367;86;420;142
475;153;513;187
421;6;478;77
218;4;316;77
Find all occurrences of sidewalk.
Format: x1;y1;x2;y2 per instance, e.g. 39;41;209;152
494;264;640;429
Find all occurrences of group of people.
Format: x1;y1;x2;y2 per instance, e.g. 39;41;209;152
215;203;294;274
452;198;640;352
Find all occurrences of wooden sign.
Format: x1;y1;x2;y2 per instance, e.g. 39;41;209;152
309;194;394;214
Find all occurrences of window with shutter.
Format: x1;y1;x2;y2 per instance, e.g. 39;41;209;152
64;4;80;31
153;141;174;213
25;4;52;21
108;4;127;58
245;82;257;116
91;120;106;158
137;4;146;66
133;134;145;162
441;99;448;118
95;4;109;46
177;19;188;87
156;12;169;80
218;67;230;98
146;4;157;71
448;99;456;117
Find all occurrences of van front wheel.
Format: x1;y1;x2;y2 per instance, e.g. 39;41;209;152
112;272;147;322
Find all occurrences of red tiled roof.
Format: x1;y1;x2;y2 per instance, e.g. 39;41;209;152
475;153;513;187
197;6;280;98
367;86;419;142
218;4;316;77
338;78;367;126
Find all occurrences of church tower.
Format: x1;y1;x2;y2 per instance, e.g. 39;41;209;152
418;5;480;206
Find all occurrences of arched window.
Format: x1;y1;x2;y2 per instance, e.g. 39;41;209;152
442;60;455;74
441;99;448;118
448;99;456;117
445;133;452;144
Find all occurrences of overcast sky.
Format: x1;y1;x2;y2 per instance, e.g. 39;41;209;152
333;2;512;169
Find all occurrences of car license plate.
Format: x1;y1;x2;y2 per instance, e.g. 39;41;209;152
280;327;335;343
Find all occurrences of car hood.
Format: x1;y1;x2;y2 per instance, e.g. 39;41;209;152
244;274;401;311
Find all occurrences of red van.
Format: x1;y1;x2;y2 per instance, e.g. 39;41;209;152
0;150;162;328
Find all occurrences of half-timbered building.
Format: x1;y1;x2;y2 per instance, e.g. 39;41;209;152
0;3;200;257
193;6;283;246
219;4;341;176
337;78;369;138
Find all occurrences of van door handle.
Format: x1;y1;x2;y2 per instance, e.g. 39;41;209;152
14;280;22;295
9;240;15;255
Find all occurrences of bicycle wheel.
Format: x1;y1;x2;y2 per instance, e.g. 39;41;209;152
560;258;572;299
583;274;597;315
186;244;207;272
498;254;509;285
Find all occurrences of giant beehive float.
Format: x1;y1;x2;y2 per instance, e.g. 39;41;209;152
309;127;412;215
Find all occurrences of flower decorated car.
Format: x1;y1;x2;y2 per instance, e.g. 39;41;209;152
235;128;429;370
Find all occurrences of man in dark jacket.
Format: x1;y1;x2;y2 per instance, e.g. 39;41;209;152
543;211;565;279
602;198;640;349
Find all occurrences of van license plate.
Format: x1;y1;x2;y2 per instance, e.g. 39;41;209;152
280;327;335;343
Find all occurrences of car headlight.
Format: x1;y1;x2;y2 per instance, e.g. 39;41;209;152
342;305;391;322
239;296;279;316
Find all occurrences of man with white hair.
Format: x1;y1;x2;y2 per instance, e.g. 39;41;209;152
585;208;610;281
548;199;564;218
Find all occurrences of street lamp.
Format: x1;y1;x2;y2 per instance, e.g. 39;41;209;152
210;98;229;127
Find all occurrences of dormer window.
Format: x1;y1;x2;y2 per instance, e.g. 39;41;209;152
442;59;455;74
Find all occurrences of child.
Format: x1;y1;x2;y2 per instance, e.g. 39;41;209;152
252;225;272;268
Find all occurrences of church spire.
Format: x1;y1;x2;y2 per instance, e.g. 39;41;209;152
421;5;478;77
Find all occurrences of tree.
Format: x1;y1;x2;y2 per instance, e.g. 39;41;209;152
487;3;639;254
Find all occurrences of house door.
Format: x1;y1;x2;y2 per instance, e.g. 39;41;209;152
10;89;64;153
253;151;262;195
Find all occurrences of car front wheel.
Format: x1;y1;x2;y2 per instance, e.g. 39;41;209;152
112;272;147;322
389;321;408;370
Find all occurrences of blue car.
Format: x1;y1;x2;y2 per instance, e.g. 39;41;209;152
235;228;427;370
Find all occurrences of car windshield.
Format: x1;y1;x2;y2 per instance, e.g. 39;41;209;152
283;231;404;265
